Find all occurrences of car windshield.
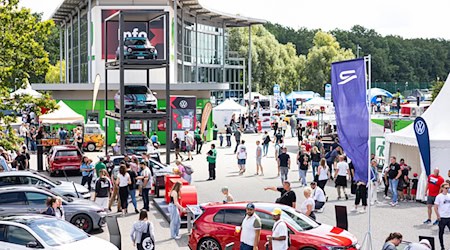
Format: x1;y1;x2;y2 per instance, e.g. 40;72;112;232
32;172;61;185
281;206;319;231
124;39;146;46
56;150;79;157
125;86;148;95
29;218;89;246
44;188;72;203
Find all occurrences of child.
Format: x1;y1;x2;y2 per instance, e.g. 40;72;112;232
218;132;224;147
410;173;418;202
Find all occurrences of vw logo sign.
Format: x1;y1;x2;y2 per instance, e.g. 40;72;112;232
415;120;426;135
179;100;188;109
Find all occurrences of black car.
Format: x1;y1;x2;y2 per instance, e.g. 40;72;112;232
116;37;157;60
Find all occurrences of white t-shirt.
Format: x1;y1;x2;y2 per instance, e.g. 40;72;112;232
300;197;315;214
256;145;262;158
434;193;450;218
336;162;349;176
240;214;261;246
118;173;130;187
313;187;326;202
141;167;152;189
271;220;288;250
237;145;247;159
318;166;329;181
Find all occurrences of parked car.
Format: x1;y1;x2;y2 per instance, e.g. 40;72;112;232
0;171;90;199
0;215;117;250
114;85;157;113
46;145;83;177
188;202;359;250
116;36;157;60
0;186;106;233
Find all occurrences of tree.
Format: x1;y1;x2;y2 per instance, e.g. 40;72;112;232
45;61;65;83
0;0;58;150
431;80;444;101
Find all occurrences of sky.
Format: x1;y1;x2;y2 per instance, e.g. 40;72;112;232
19;0;450;40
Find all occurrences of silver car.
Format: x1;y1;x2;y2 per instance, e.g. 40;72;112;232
0;186;106;233
0;171;91;199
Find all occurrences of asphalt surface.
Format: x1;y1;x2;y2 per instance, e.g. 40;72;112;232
29;129;449;250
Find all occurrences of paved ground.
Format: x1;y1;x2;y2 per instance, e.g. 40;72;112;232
29;130;449;250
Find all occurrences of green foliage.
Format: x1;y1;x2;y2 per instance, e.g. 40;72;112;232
431;80;444;101
45;61;65;83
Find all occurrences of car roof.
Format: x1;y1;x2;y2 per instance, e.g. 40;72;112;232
0;185;51;193
0;170;45;178
51;145;79;150
202;202;286;212
0;215;56;225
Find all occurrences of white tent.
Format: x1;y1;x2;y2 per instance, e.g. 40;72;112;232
10;83;42;98
385;73;450;200
304;97;333;106
40;101;84;124
213;99;246;130
244;92;269;101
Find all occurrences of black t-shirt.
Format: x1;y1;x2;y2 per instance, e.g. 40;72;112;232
412;179;418;189
401;168;409;183
95;177;111;198
388;163;400;179
15;155;27;170
275;133;283;143
298;154;310;170
128;170;137;190
174;137;180;148
349;162;355;179
276;187;297;207
278;153;290;167
311;152;321;162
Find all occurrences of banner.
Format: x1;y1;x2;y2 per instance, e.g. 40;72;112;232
200;102;212;135
324;83;332;101
170;96;196;132
414;117;431;176
331;58;368;182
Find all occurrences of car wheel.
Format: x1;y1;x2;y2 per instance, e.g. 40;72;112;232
301;247;317;250
198;238;221;250
87;143;96;152
71;214;93;233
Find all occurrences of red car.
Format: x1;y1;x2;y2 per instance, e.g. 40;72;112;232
46;145;83;176
189;202;359;250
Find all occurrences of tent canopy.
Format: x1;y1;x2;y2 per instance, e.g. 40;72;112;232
213;99;246;112
10;83;42;98
213;99;246;130
244;92;268;101
39;101;84;124
370;88;393;103
304;97;333;106
285;91;319;101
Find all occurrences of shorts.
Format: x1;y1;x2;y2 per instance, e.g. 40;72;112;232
403;188;408;195
426;196;436;205
411;189;417;195
238;159;246;165
186;145;192;152
256;157;262;165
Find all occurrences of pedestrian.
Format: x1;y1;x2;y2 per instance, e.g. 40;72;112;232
137;161;152;211
94;169;111;210
239;203;261;250
334;155;349;200
176;160;193;184
95;156;107;179
424;168;445;224
352;181;368;213
221;186;234;203
290;115;297;138
21;146;30;170
233;127;242;154
370;160;380;205
44;197;58;216
80;157;94;191
0;148;9;172
218;132;224;147
387;156;402;207
255;140;263;176
317;158;330;196
383;166;390;200
194;126;203;154
262;131;270;156
281;119;287;136
59;127;67;144
434;182;450;250
130;210;155;250
205;144;217;180
14;149;28;171
108;165;122;213
326;146;341;179
296;123;303;142
173;133;183;161
236;140;247;175
226;125;232;147
127;163;139;214
75;129;83;153
311;146;321;181
411;173;418;202
300;187;315;219
405;239;432;250
382;232;403;250
265;208;289;250
55;197;65;220
264;181;297;208
277;147;290;183
297;146;310;187
150;132;159;145
117;164;131;216
184;130;194;161
168;181;185;240
310;182;326;212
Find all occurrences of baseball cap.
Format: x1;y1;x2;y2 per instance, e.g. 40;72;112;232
271;208;282;216
413;173;418;177
246;203;255;210
419;239;431;249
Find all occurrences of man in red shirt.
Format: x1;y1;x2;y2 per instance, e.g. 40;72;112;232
424;168;445;225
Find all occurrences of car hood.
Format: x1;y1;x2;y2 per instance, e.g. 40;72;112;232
67;198;103;210
52;236;118;250
301;224;357;247
57;181;89;193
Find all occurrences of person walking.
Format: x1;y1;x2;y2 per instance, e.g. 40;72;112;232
130;210;155;250
184;130;194;161
352;181;368;213
297;146;310;187
255;140;263;176
221;186;234;203
236;140;247;175
264;181;296;208
80;157;94;191
317;158;330;196
173;133;183;161
239;203;261;250
127;163;139;214
226;125;232;147
290;115;297;138
334;155;349;200
206;144;217;180
117;164;131;216
94;169;111;210
44;197;58;216
382;232;403;250
176;160;192;184
310;182;326;212
233;128;242;154
326;146;341;179
310;146;321;180
424;168;445;224
108;164;122;213
262;131;270;157
434;182;450;250
194;126;203;154
387;156;402;207
370;160;380;205
168;181;185;240
277;147;290;183
218;132;224;147
300;187;316;219
281;119;288;136
265;208;289;250
137;161;152;211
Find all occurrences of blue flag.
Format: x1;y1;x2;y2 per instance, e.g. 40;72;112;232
414;117;431;176
331;58;369;182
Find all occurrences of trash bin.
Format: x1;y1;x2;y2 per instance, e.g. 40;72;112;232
213;128;218;140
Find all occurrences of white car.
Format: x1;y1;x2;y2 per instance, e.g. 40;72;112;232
0;215;118;250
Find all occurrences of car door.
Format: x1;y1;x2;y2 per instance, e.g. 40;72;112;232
24;192;51;214
255;211;276;250
215;209;246;249
0;192;28;215
3;225;42;250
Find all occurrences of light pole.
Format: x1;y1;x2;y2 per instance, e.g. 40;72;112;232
356;44;362;58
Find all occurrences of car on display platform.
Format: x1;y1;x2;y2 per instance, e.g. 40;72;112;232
116;37;157;60
114;85;158;113
45;145;83;177
0;215;118;250
0;171;90;199
188;202;359;250
0;186;106;233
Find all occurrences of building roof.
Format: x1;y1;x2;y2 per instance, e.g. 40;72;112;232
51;0;85;23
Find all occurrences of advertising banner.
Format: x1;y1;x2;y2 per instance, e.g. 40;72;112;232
101;10;165;60
331;58;368;182
324;83;332;101
200;103;212;135
414;117;431;176
170;96;196;132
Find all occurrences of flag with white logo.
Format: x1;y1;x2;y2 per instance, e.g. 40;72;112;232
331;58;368;182
413;117;431;176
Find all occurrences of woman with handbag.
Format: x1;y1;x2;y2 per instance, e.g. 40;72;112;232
131;210;155;250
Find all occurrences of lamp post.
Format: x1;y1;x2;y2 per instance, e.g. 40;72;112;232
356;44;362;58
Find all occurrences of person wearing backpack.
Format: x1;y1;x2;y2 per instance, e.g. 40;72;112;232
130;210;155;250
265;208;289;250
176;160;193;184
262;131;271;157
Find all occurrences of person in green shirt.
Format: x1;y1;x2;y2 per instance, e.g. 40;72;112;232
206;144;217;181
194;126;203;154
95;157;107;178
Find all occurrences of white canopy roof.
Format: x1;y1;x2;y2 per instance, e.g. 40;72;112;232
244;92;269;101
10;83;42;98
39;101;84;125
304;97;333;106
213;99;246;112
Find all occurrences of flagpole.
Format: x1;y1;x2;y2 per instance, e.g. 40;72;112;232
362;55;373;250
